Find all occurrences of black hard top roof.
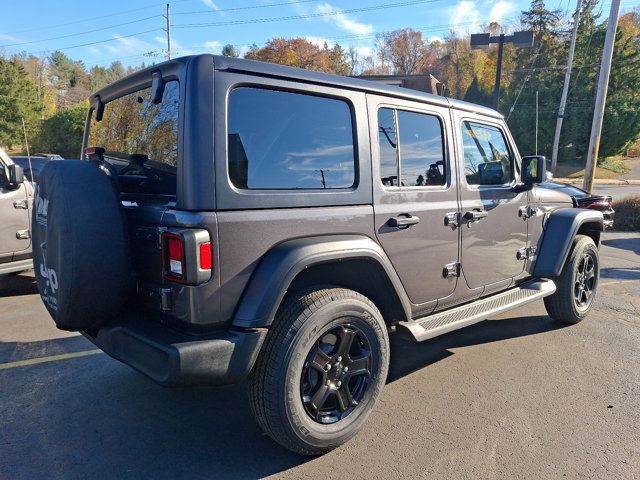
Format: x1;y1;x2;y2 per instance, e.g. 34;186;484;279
93;54;502;119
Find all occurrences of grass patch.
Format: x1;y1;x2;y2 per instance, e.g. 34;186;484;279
554;156;629;179
613;195;640;231
598;155;628;174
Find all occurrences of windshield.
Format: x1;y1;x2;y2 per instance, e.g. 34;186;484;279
88;80;179;198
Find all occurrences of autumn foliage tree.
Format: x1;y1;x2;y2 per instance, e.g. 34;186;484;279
375;28;437;74
245;38;349;74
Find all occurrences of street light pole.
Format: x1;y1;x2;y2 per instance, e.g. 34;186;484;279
493;34;505;110
471;30;534;112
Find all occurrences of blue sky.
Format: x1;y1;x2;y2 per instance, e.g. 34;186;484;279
0;0;635;68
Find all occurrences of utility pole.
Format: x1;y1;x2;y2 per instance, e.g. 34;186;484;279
535;90;539;155
165;3;172;60
551;0;582;172
583;0;621;193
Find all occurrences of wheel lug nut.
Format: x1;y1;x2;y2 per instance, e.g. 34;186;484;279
326;380;331;386
344;366;348;372
325;364;331;371
337;381;342;387
337;356;342;362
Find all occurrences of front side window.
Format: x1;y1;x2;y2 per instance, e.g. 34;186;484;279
378;107;446;188
461;121;514;186
228;87;355;190
88;80;180;196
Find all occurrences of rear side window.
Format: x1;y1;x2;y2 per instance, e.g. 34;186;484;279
377;107;446;187
461;121;514;186
228;87;355;190
88;80;179;197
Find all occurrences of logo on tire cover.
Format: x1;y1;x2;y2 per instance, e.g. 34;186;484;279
35;193;48;227
39;263;58;311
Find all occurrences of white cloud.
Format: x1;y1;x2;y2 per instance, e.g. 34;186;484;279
305;36;331;48
316;3;373;36
450;1;480;33
106;34;155;56
428;35;444;44
204;40;221;50
489;1;515;23
0;33;21;42
86;46;101;55
355;45;372;57
201;0;219;10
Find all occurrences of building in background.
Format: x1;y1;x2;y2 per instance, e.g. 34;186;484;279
356;74;446;96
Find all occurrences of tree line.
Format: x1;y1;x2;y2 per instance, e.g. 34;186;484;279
0;0;638;162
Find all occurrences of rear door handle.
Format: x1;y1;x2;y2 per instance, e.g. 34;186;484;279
388;214;420;229
463;210;488;225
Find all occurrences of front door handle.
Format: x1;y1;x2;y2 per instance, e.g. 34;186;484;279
388;214;420;229
463;210;488;226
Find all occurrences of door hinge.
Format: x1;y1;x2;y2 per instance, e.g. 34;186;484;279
444;212;460;229
442;262;461;278
516;246;537;261
16;229;31;240
518;205;538;220
13;200;28;210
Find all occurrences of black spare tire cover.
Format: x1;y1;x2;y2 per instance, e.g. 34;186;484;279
32;161;130;331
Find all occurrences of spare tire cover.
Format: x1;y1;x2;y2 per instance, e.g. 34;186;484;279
32;161;130;331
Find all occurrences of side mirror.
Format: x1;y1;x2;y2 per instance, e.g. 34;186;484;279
7;164;24;188
522;155;546;186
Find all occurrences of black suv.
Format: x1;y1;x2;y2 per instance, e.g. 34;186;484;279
33;55;603;455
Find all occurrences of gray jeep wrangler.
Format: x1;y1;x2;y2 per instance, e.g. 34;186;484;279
33;55;603;455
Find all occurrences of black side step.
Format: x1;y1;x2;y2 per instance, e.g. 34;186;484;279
398;279;556;342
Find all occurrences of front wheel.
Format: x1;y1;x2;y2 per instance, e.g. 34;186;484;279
544;235;600;324
248;288;389;455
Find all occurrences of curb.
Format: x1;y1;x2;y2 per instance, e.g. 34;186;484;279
553;178;640;186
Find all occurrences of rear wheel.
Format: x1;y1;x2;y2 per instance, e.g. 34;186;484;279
248;288;389;455
544;235;599;324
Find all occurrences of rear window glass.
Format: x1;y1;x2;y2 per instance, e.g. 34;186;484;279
377;107;446;187
228;87;355;190
88;80;179;197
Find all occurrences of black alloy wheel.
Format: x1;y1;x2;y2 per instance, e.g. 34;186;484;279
574;251;597;310
248;287;389;455
301;324;371;424
544;235;599;324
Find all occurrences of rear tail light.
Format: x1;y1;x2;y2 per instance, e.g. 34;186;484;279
161;229;212;284
199;242;212;270
162;233;185;282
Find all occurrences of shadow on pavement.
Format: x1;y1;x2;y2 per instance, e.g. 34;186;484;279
600;267;640;281
388;314;560;382
0;271;38;298
602;237;640;256
0;313;563;479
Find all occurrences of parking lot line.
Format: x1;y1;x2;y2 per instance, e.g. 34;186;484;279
0;349;103;370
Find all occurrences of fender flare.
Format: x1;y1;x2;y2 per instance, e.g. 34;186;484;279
231;235;412;329
533;208;603;277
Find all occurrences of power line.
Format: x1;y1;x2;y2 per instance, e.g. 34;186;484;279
0;15;161;48
172;0;448;29
173;0;323;16
1;0;194;36
21;28;164;54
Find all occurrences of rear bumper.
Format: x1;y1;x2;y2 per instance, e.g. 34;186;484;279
83;317;267;386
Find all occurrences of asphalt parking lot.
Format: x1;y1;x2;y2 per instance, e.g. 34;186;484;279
1;231;638;480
